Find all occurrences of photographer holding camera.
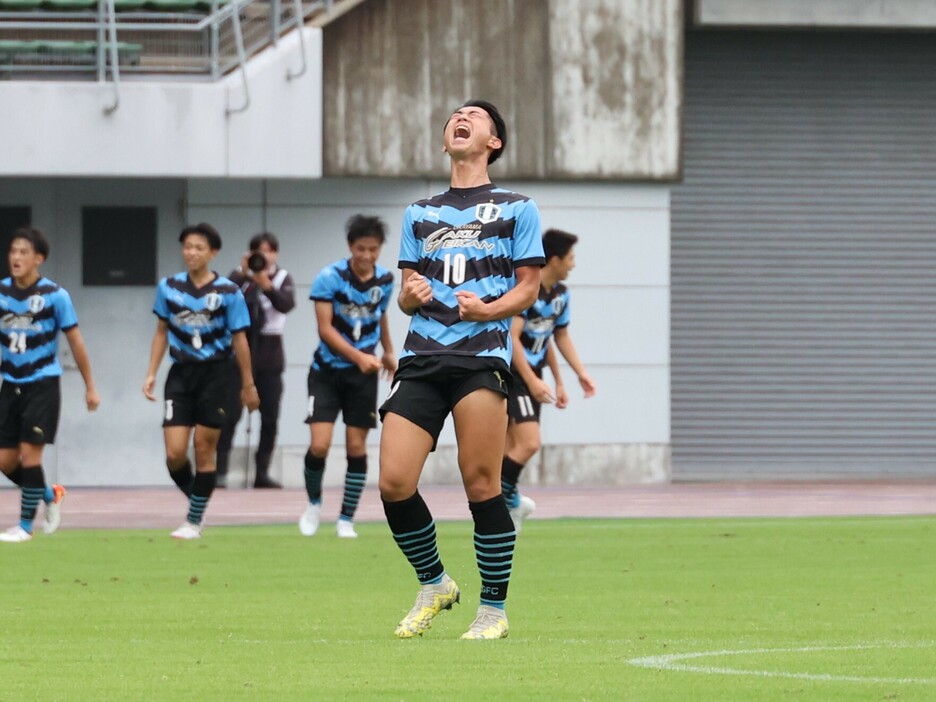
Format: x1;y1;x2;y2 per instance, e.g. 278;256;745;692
216;232;296;488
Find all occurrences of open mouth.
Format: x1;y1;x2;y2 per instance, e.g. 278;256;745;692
454;124;471;139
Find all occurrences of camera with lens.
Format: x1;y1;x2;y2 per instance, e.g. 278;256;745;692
247;251;267;273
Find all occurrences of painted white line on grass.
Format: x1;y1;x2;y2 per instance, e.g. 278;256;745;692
627;643;936;685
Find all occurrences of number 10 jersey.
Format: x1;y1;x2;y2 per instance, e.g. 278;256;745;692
398;183;545;367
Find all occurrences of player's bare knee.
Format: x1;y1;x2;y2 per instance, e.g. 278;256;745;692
378;473;413;501
309;442;330;458
517;438;540;463
462;470;500;501
165;454;188;470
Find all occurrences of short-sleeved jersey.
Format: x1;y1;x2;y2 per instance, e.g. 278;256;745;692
399;183;545;366
518;283;571;370
0;277;77;384
310;259;394;371
153;272;250;364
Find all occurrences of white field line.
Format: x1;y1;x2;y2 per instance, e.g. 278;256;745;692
627;643;936;685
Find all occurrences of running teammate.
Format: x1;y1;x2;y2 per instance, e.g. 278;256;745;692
143;223;259;539
0;227;99;542
502;229;597;531
299;215;395;539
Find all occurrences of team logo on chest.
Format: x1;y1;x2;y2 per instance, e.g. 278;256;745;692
551;298;565;316
475;203;501;224
369;287;383;304
28;295;45;314
204;292;222;311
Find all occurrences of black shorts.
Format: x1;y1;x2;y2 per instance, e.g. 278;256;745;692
379;355;511;450
0;377;61;447
163;360;236;429
507;366;543;424
305;366;378;429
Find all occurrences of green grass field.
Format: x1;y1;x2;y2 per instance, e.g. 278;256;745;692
1;516;934;701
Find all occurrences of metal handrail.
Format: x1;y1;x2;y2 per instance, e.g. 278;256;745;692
224;0;249;114
285;0;304;80
0;0;329;94
103;0;120;113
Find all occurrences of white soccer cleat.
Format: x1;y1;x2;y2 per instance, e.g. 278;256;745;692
0;525;33;543
170;522;202;540
335;518;358;539
460;605;509;640
509;494;536;533
298;502;322;536
43;484;66;535
394;574;460;638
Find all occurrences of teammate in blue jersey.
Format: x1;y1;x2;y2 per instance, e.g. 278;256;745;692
142;223;260;540
299;215;396;539
502;229;597;531
0;228;100;543
379;100;545;640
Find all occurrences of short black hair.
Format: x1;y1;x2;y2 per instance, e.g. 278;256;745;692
543;228;578;262
249;231;279;252
346;214;386;245
446;99;508;165
179;222;222;251
10;227;50;260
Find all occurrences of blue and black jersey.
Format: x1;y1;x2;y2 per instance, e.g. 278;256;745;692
153;272;250;364
310;259;394;371
518;283;571;370
399;183;545;366
0;277;77;384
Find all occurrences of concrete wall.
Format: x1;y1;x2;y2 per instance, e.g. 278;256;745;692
0;29;323;178
694;0;936;29
323;0;682;180
0;176;670;487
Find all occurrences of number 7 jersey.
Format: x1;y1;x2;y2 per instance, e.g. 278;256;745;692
399;183;545;366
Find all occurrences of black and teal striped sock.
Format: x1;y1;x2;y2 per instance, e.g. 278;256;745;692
340;455;367;521
501;456;524;509
5;463;23;487
186;471;216;526
469;495;516;609
383;491;445;585
168;460;194;497
304;451;325;503
3;463;50;502
19;465;46;534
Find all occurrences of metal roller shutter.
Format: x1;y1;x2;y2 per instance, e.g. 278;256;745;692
671;31;936;479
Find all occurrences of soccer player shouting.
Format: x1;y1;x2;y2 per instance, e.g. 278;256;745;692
143;223;259;539
379;100;545;639
0;228;99;542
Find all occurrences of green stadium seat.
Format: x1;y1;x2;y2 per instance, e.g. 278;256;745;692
143;0;200;10
0;39;141;66
196;0;230;10
141;0;228;11
113;41;142;65
38;39;97;57
0;0;43;9
40;0;97;9
113;0;146;9
0;40;40;64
